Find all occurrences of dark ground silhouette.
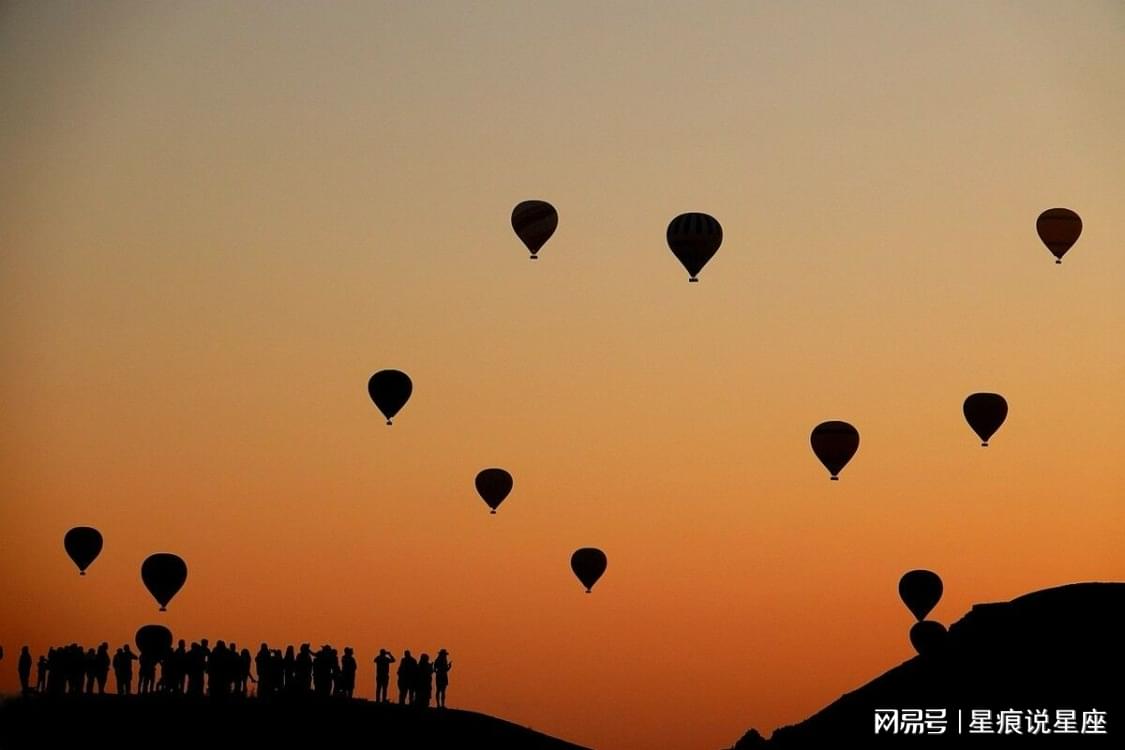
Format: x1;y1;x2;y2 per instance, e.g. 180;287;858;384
728;582;1124;748
0;693;591;750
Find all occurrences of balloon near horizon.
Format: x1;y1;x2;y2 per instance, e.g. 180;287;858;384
141;554;188;612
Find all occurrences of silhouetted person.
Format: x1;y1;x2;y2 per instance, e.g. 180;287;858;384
239;648;253;695
17;646;32;694
36;655;47;692
66;644;84;693
208;641;230;698
113;645;137;694
167;640;186;693
374;649;395;703
138;649;157;694
313;645;337;696
434;649;452;708
295;644;313;693
414;654;433;708
397;650;416;705
255;644;272;696
84;648;97;693
339;647;356;698
283;645;296;692
186;642;206;695
95;643;110;693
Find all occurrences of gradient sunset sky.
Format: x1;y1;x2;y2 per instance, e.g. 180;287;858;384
2;2;1123;749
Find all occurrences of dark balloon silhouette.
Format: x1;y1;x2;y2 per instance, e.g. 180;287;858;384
135;625;173;659
908;620;947;657
899;569;943;621
474;468;513;514
367;369;412;425
1036;208;1082;264
63;527;103;575
809;421;859;480
141;553;188;612
962;392;1007;447
570;548;607;593
511;200;558;260
666;212;722;282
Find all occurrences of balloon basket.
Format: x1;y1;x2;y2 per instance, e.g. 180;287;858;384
981;442;989;447
530;255;538;260
688;277;699;283
490;510;496;515
1055;259;1062;264
159;606;167;612
80;571;86;576
830;476;839;481
585;589;591;594
386;420;393;426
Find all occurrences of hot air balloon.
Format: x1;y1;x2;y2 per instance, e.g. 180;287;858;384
909;620;947;657
135;624;173;660
899;569;943;621
1036;208;1082;264
666;212;722;282
570;548;607;593
64;527;103;575
963;393;1007;447
475;468;513;514
141;553;188;612
810;421;859;480
367;370;412;425
511;200;558;260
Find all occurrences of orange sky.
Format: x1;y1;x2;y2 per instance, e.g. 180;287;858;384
1;3;1123;749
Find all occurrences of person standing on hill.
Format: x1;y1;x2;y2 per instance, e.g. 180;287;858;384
95;643;110;694
433;649;452;708
17;646;32;694
397;650;416;705
414;654;433;708
373;649;395;703
339;647;357;698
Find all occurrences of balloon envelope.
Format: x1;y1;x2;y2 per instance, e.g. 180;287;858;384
511;200;558;259
963;393;1008;446
475;468;513;513
899;569;943;621
1036;208;1082;264
64;527;103;575
666;213;722;281
810;421;860;479
909;620;947;657
135;624;173;659
141;553;188;612
570;548;607;593
367;370;412;425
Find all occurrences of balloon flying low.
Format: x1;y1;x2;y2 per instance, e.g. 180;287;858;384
368;370;412;425
141;553;188;612
511;200;558;260
899;569;943;621
666;212;722;282
135;624;173;659
64;527;103;575
810;421;860;480
963;393;1008;447
1036;208;1082;264
909;620;947;657
475;468;513;514
570;548;607;593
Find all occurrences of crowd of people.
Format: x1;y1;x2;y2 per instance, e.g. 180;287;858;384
11;642;452;707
